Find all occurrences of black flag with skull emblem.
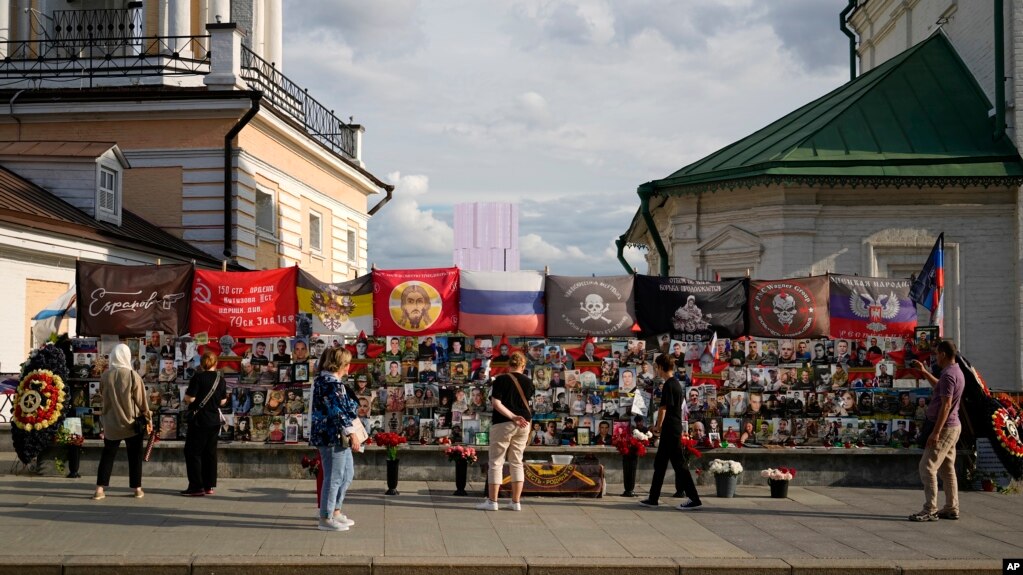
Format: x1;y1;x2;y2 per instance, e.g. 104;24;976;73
747;277;830;339
545;275;635;337
634;275;746;340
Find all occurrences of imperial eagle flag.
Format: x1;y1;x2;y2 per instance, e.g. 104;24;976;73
829;274;917;339
76;261;192;336
748;277;829;339
297;270;373;336
372;267;459;336
634;275;746;340
546;275;635;337
459;270;545;337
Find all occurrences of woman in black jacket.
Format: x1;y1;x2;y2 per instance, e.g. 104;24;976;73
181;351;227;496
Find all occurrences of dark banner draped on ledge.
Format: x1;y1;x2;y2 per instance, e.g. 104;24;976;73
75;261;192;337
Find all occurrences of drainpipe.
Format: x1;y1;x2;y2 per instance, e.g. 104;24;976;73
840;0;858;82
7;89;25;141
223;92;262;260
368;185;393;216
638;183;669;277
615;233;635;275
995;0;1006;139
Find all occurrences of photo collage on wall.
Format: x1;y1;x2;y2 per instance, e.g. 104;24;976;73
64;326;940;448
679;330;939;448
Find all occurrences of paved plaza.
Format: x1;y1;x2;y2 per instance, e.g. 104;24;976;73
0;472;1018;574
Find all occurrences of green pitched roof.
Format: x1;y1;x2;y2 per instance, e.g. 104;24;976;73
648;32;1023;192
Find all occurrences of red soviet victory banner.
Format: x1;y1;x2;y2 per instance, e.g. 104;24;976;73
190;267;298;337
748;276;830;339
373;267;459;336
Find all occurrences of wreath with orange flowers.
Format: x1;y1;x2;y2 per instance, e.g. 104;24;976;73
12;369;66;432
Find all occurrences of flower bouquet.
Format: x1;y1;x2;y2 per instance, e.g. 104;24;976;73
612;431;648;458
53;426;84;478
761;466;795;498
54;426;84;447
708;459;742;498
680;435;703;460
760;467;796;481
375;432;407;461
444;445;478;464
300;453;322;478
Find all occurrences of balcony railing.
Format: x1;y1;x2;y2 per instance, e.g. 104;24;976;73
0;35;210;84
240;45;358;160
53;8;144;46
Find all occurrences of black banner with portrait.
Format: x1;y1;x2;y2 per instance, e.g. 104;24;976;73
634;275;746;341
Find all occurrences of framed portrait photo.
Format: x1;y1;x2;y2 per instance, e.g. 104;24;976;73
292;362;309;383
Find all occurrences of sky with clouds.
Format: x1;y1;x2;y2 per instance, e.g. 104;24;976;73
281;0;850;276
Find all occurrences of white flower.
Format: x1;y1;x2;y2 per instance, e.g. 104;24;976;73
632;429;652;441
709;459;742;476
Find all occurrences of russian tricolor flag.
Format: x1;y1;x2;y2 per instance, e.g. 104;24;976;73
459;270;545;337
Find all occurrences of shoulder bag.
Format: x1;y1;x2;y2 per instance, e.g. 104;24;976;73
131;371;149;436
187;371;222;423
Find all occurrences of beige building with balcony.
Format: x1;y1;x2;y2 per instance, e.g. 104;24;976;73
0;1;393;363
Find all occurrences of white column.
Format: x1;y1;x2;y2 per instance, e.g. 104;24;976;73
158;0;169;37
266;0;282;68
204;22;243;90
212;0;230;23
168;0;191;54
251;0;264;60
0;0;10;57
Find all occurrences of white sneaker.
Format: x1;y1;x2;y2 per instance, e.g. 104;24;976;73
334;512;355;527
504;501;522;511
317;517;349;532
475;499;499;511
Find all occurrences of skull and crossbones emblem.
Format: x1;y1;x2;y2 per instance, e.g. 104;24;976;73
773;292;797;327
580;293;612;324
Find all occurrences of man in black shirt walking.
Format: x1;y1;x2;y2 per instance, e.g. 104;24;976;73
639;354;702;510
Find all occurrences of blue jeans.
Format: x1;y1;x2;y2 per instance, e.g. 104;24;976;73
318;445;354;519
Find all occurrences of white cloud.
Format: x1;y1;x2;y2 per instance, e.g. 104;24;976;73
366;173;453;269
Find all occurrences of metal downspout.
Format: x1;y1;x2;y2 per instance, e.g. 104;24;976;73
995;0;1006;139
840;0;858;82
615;233;634;274
638;183;669;277
368;185;393;216
223;92;262;260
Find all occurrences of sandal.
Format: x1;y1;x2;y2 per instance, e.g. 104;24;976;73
91;492;105;500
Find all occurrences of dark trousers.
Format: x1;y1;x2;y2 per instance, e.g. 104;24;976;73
184;424;220;491
648;433;700;504
96;433;144;489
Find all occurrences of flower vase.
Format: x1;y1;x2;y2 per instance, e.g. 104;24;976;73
66;445;81;479
621;454;638;497
769;479;789;499
714;474;737;498
453;459;469;496
385;459;400;495
315;466;324;507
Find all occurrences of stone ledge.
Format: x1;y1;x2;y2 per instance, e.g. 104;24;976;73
675;557;790;575
62;555;192;575
0;556;63;575
786;558;900;575
895;559;1004;575
525;557;678;575
192;555;372;575
372;556;526;575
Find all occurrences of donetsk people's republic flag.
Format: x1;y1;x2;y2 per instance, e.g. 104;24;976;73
459;270;545;337
748;276;829;339
190;267;297;338
546;275;635;337
373;267;459;336
634;274;746;340
829;274;917;339
297;270;373;336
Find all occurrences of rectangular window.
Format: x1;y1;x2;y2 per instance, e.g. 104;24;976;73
255;190;275;234
97;167;117;213
347;229;357;262
309;211;322;253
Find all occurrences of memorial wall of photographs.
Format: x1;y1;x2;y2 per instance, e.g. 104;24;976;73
64;326;945;449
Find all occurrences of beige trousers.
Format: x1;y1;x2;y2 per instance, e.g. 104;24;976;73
488;421;530;484
918;425;960;514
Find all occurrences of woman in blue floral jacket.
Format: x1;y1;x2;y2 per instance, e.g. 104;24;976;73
311;347;362;532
